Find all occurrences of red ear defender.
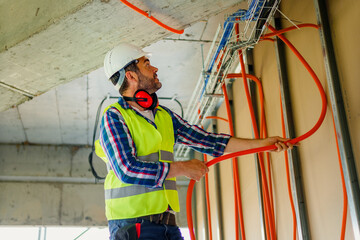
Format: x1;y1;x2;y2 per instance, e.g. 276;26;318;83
123;90;158;110
134;90;153;109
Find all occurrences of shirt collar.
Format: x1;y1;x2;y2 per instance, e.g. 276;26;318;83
118;96;132;109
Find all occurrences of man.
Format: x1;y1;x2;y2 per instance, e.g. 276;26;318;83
97;43;294;240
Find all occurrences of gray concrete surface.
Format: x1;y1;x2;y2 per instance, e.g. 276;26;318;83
0;0;242;112
0;144;189;226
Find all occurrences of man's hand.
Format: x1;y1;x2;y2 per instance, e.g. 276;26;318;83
261;136;297;152
167;159;209;181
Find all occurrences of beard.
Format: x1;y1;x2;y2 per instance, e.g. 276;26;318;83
137;72;162;94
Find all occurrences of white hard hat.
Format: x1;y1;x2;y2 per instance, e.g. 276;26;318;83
104;43;151;89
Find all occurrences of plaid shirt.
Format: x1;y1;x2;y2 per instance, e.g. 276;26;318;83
99;97;230;188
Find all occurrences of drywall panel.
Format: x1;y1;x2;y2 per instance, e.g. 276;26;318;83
252;38;300;240
232;0;359;239
196;0;359;238
326;0;360;181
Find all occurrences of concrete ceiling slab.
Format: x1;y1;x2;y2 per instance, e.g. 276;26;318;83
0;3;244;145
0;0;91;51
0;87;29;112
0;0;242;113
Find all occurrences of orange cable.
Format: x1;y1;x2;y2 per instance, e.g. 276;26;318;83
230;24;246;239
119;0;184;34
267;25;327;144
205;116;229;122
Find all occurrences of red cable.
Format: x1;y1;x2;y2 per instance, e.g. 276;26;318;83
187;24;328;239
119;0;184;34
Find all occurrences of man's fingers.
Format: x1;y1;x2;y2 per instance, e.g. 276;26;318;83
275;141;289;151
286;142;294;150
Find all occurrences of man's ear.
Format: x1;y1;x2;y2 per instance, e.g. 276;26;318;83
125;71;138;83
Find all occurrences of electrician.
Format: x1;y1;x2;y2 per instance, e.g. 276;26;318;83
97;43;293;240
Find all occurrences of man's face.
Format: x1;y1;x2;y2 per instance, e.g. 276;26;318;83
135;56;161;93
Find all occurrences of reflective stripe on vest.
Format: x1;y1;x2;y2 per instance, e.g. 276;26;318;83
105;150;174;172
105;180;176;200
138;150;174;163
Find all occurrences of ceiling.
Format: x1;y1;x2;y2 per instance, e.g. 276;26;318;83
0;0;245;145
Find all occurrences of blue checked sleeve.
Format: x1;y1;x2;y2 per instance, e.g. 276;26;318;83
161;106;231;157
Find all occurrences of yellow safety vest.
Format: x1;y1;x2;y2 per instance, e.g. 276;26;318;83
95;102;180;220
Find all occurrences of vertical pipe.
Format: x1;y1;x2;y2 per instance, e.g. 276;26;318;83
38;227;42;240
313;0;360;238
43;227;47;240
222;83;244;240
244;50;267;240
273;17;311;240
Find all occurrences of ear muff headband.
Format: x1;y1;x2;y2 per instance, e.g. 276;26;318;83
123;90;158;110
